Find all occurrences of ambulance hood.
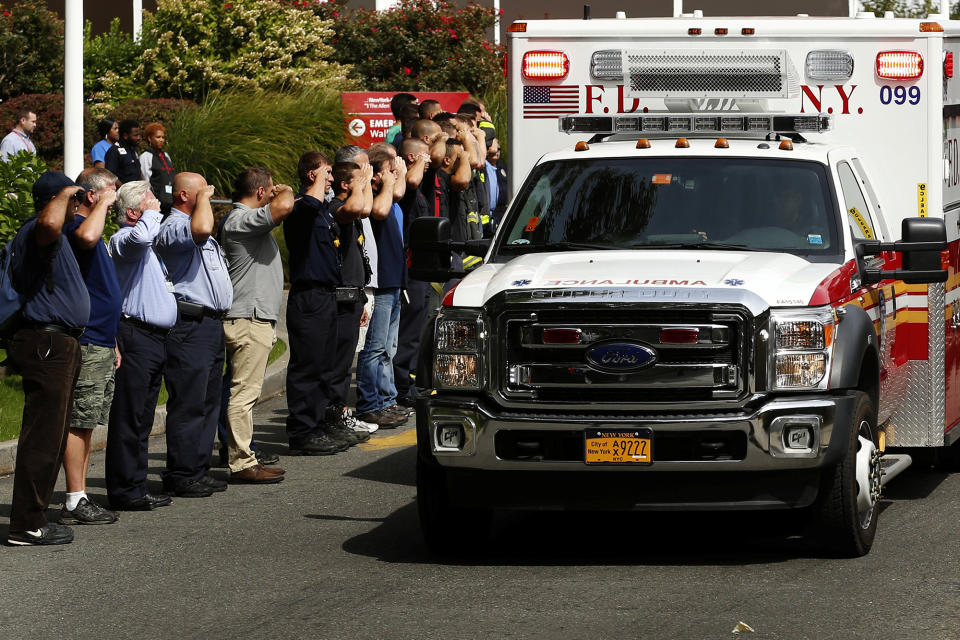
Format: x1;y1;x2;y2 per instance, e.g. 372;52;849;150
450;250;841;309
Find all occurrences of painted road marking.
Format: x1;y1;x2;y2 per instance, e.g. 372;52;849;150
358;428;417;451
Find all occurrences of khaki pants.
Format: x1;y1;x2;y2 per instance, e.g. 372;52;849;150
223;318;275;472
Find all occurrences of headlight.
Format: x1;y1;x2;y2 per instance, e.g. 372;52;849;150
770;307;836;390
434;309;484;391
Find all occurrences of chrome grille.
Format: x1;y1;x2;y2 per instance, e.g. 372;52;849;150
498;306;749;405
625;49;796;98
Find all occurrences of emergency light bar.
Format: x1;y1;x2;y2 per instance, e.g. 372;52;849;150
559;113;831;136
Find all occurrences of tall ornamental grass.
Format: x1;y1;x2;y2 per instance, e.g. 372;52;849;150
166;89;345;196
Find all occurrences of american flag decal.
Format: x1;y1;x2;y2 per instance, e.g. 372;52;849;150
523;85;580;119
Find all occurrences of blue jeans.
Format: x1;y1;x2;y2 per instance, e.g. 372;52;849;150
355;288;401;414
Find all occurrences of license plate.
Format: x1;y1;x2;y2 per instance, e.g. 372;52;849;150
585;428;653;464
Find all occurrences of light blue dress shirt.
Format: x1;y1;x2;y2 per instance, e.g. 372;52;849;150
154;209;233;312
108;209;178;328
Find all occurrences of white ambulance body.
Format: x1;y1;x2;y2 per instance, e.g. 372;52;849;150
410;12;960;557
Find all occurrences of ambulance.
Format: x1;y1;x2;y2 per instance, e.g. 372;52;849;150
409;9;960;557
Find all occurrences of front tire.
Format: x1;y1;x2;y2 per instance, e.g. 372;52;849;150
810;392;880;557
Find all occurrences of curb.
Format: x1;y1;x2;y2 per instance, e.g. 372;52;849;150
0;350;289;477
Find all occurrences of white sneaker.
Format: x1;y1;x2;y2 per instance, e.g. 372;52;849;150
344;410;379;434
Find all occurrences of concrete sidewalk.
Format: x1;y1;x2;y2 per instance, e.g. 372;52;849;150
0;293;291;476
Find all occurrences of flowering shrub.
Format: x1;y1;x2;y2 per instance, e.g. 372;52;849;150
135;0;354;101
84;18;147;118
0;3;64;100
0;94;95;167
294;0;505;96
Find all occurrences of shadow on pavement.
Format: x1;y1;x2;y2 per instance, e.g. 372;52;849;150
343;446;416;487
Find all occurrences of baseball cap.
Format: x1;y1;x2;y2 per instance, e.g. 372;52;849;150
32;171;78;212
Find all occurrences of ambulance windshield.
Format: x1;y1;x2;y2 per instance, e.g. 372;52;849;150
499;157;841;260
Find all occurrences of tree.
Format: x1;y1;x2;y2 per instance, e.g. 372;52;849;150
84;18;146;118
299;0;506;96
134;0;354;101
0;3;64;100
860;1;956;17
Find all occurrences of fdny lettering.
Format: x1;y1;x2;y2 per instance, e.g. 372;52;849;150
543;279;708;286
800;85;862;115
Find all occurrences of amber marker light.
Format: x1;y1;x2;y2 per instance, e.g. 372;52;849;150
715;138;729;148
688;27;702;35
715;28;728;35
779;139;794;150
575;141;590;151
636;138;651;149
675;138;690;148
741;27;756;35
942;250;951;270
507;22;527;32
920;22;944;32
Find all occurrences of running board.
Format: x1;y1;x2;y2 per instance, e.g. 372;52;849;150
880;453;912;486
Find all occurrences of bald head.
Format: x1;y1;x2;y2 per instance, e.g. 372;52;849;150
399;138;429;164
410;119;441;144
172;172;208;215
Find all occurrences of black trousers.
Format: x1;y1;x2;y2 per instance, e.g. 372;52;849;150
394;280;432;400
105;320;166;503
330;298;363;407
285;288;338;444
8;328;80;532
162;314;224;487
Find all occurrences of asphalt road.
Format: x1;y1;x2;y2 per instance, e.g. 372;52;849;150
2;393;959;640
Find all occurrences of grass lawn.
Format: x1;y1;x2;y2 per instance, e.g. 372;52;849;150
0;338;288;443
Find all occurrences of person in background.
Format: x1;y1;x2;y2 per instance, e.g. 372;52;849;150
418;99;441;121
90;118;119;169
390;102;419;149
487;135;508;227
219;167;293;484
384;93;416;150
6;172;91;546
139;122;175;215
58;168;122;527
104;120;143;185
0;109;37;161
105;181;176;512
154;173;232;498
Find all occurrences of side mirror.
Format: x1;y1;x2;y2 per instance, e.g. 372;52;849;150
409;217;464;282
858;217;947;284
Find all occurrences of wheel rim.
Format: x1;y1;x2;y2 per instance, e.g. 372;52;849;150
854;419;880;529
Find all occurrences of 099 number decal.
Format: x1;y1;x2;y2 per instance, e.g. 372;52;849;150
880;85;921;105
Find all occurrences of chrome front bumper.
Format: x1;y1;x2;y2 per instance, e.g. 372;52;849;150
421;394;857;473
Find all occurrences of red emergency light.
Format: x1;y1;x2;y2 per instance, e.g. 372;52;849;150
876;51;924;80
660;328;699;344
522;51;570;80
542;328;582;344
946;51;954;79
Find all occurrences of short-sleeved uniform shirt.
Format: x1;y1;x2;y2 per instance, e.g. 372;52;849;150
64;215;123;347
154;209;233;312
104;142;143;184
283;192;341;287
11;217;90;329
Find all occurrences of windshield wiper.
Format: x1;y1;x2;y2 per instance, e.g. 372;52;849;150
634;242;763;251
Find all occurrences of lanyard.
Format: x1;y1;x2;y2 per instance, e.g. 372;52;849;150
157;151;172;172
12;130;34;153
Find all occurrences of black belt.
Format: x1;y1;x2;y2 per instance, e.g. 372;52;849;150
29;323;85;338
177;300;227;321
122;316;172;336
290;282;337;294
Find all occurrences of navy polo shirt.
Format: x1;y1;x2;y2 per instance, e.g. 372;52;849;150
64;215;122;347
372;202;407;289
283;192;341;286
11;217;90;329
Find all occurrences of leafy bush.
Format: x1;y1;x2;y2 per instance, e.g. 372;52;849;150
0;3;64;100
84;18;147;118
135;0;354;102
859;1;948;17
107;97;197;129
166;88;345;196
0;151;49;244
300;0;505;96
0;94;95;168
